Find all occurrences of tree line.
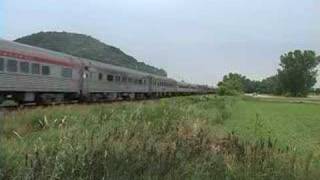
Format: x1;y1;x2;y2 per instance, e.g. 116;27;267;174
218;50;320;97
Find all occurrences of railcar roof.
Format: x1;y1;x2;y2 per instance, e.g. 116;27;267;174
86;59;176;81
0;38;74;59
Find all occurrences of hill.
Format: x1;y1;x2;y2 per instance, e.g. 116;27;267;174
15;31;167;76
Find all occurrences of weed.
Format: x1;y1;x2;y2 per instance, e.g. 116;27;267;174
1;96;319;179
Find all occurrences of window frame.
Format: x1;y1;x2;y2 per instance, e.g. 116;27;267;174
107;74;114;82
32;63;40;74
0;58;4;71
62;67;73;78
42;65;50;75
115;76;121;82
20;61;30;74
98;73;103;80
6;59;18;72
122;76;127;82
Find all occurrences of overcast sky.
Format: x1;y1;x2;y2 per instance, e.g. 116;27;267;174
1;0;319;86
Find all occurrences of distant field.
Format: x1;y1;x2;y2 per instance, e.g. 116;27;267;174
1;95;319;179
226;96;320;155
246;94;320;104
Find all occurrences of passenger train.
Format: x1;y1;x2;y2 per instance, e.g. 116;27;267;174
0;39;213;105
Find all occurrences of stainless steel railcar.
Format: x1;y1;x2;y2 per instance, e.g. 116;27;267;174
0;39;211;105
0;39;83;104
80;58;178;100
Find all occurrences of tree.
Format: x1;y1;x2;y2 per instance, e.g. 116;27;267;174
278;50;319;97
258;75;282;95
217;73;244;95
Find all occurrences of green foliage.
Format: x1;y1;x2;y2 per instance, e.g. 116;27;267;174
216;73;280;95
219;51;319;96
256;75;282;95
214;97;233;124
278;50;319;97
1;96;318;179
217;73;283;95
15;31;167;76
217;73;244;96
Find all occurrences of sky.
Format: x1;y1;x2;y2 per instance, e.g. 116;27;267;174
1;0;319;86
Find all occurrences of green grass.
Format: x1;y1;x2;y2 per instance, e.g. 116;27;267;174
225;97;320;156
0;95;319;179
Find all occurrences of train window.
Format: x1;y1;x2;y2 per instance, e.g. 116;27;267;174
122;76;127;82
138;79;143;85
62;68;72;78
7;59;17;72
32;63;40;74
128;78;133;83
98;73;103;80
0;58;4;71
107;74;114;81
20;61;29;73
115;76;121;82
42;65;50;75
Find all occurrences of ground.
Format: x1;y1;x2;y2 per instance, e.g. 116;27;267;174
1;95;319;179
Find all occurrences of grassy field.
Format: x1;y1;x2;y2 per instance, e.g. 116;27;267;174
226;97;320;156
0;95;319;179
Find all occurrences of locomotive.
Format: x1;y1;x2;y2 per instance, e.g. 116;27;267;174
0;39;212;105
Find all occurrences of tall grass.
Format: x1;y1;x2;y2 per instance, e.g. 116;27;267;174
0;96;318;179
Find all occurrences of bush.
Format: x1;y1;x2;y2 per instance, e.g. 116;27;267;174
217;85;241;96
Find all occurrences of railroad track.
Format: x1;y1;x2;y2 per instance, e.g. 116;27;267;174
0;93;213;119
0;96;169;115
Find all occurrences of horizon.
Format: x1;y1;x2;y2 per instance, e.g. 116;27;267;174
1;0;319;86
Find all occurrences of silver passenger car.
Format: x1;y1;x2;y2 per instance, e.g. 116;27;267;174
0;39;82;103
0;39;186;104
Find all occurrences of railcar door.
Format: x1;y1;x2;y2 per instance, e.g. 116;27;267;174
147;76;153;93
80;65;90;98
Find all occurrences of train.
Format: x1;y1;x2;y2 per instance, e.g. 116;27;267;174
0;39;213;105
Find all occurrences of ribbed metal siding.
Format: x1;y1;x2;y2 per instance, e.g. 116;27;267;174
0;72;79;92
86;80;148;93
